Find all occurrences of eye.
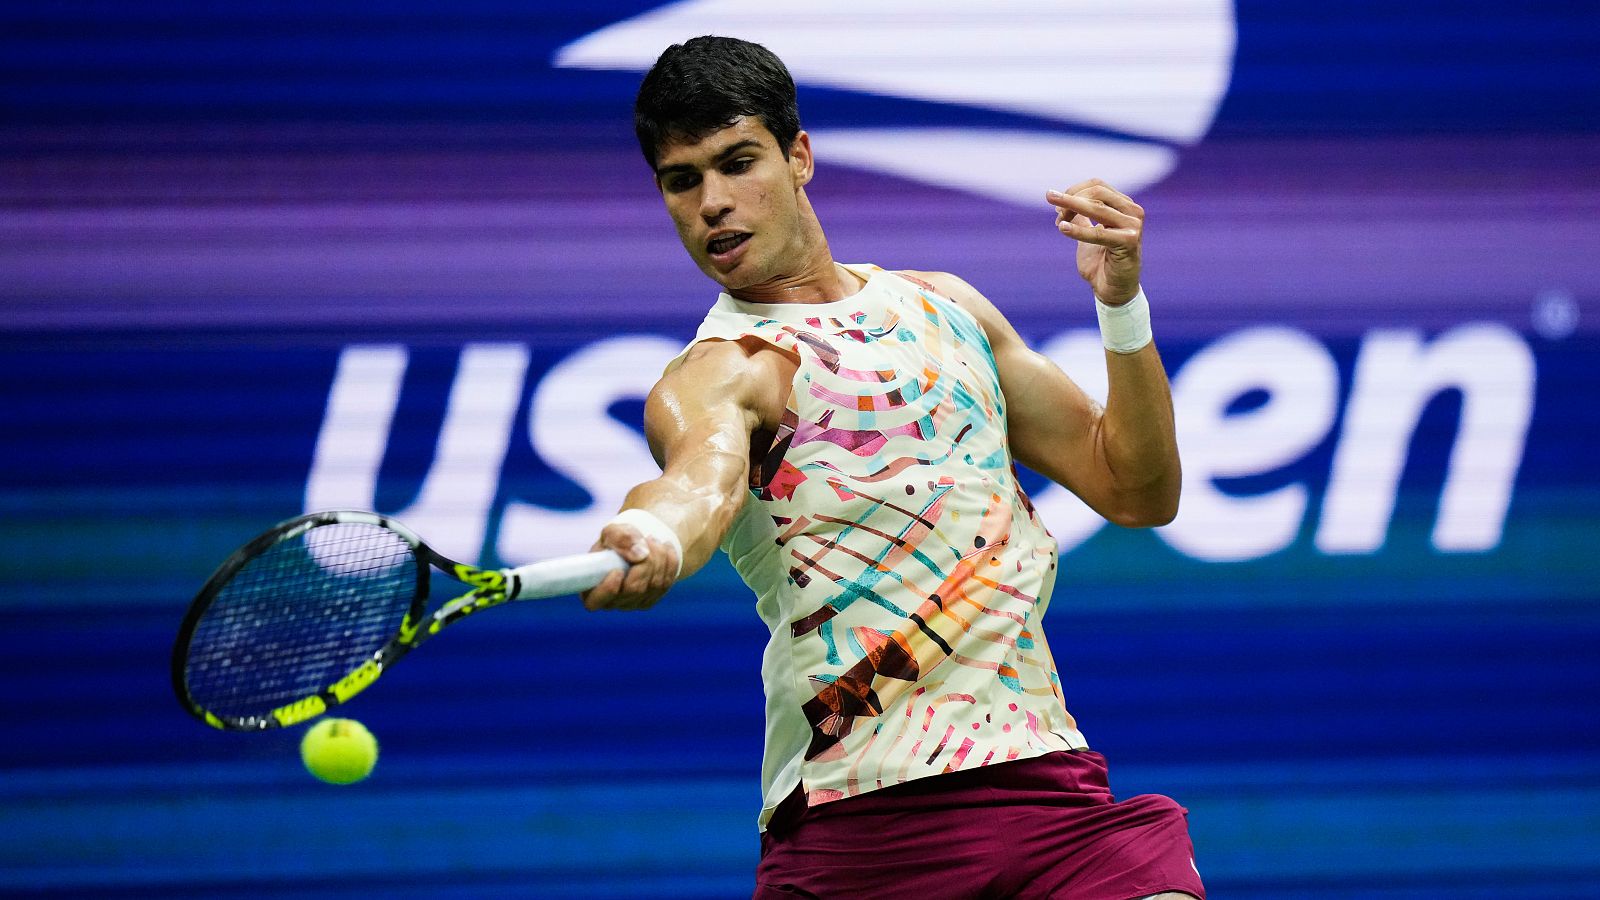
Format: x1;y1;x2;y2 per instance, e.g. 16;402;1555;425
723;157;754;175
664;173;700;193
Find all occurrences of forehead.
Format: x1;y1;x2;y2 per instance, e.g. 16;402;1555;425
655;116;777;169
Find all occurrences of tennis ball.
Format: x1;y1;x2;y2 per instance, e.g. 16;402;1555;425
300;717;378;785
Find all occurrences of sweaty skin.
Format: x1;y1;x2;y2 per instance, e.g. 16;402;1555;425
580;122;1179;610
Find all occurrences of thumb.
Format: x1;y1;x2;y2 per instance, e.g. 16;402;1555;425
601;523;652;565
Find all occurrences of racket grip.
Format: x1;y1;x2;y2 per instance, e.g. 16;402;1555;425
506;550;629;600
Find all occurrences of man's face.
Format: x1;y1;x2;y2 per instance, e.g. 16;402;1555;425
653;117;813;293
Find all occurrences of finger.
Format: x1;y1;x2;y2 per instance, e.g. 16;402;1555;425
641;542;671;597
587;524;652;609
581;568;626;611
600;523;652;565
1072;183;1144;219
660;537;682;586
1046;179;1140;214
1057;217;1138;249
627;541;680;610
1047;195;1136;232
1046;190;1139;229
626;542;678;605
620;553;657;598
1057;177;1107;196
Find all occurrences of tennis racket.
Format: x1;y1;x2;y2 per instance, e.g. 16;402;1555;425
172;510;626;731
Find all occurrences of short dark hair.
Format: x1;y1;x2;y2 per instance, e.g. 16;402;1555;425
634;35;801;168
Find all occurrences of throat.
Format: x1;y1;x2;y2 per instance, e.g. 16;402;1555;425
729;261;866;305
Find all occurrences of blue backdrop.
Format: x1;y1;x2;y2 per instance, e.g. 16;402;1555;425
3;2;1598;897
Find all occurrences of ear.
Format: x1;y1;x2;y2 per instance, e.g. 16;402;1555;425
788;131;814;188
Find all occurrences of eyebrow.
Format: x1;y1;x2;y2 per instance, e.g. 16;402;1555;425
654;139;764;179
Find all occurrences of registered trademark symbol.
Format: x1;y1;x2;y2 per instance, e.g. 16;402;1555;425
1532;288;1578;340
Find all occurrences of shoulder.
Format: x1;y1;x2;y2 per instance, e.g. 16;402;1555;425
894;269;1018;347
655;336;794;432
662;335;788;386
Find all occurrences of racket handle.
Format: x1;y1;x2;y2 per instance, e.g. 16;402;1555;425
506;550;629;600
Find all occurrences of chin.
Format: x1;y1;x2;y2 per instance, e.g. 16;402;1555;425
699;265;736;290
703;262;753;292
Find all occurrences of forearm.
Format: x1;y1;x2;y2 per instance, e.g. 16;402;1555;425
1097;343;1180;525
619;439;749;577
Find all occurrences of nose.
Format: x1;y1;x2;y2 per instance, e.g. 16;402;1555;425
699;172;733;226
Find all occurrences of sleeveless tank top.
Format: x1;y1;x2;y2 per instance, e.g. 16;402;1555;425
680;263;1088;830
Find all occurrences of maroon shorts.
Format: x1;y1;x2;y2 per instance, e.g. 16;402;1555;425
754;750;1203;900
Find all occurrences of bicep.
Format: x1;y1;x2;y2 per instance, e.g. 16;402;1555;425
994;344;1107;499
911;270;1110;506
644;341;773;496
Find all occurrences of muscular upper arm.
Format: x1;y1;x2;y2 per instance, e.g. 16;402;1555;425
904;270;1114;515
644;337;793;498
579;339;793;601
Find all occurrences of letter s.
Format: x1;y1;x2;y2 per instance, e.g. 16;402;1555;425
497;335;683;563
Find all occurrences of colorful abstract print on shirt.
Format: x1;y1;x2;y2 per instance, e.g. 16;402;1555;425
706;266;1089;809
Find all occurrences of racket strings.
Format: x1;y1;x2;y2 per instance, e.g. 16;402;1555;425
184;521;418;720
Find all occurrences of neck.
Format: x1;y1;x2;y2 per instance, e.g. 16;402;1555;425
726;194;865;304
728;260;864;305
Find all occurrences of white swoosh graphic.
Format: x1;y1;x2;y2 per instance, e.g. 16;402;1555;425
555;0;1234;201
813;128;1177;205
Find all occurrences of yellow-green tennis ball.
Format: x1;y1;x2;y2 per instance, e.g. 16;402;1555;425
300;718;378;785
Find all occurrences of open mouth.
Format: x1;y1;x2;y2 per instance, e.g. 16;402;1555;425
707;233;751;256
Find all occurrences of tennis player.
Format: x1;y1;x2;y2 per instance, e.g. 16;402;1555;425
582;36;1199;900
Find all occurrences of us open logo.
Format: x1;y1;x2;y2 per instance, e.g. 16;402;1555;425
304;4;1535;577
554;0;1237;203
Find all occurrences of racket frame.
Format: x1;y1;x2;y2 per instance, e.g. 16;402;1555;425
172;510;592;731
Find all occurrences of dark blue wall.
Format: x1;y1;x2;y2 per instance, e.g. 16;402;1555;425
3;2;1598;896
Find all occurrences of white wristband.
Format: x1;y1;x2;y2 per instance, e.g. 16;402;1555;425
1095;287;1153;354
606;508;684;578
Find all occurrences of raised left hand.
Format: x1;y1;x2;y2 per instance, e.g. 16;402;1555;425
1046;179;1144;305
